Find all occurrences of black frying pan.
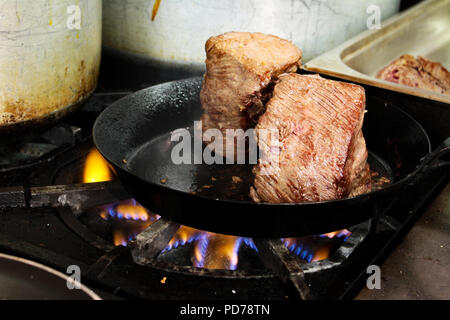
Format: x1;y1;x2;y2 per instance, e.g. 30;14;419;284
93;77;450;238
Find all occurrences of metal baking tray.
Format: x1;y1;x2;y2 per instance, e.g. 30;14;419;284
303;0;450;104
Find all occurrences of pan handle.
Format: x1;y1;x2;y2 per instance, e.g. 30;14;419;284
410;137;450;185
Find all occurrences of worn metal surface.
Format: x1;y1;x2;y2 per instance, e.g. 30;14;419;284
86;246;129;280
102;0;400;67
0;186;26;208
130;218;180;265
356;182;450;300
0;0;102;127
254;238;311;300
0;181;130;212
30;181;130;212
58;207;114;252
304;0;450;104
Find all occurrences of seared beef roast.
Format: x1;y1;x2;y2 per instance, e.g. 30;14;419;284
200;32;302;160
377;55;450;94
250;74;371;203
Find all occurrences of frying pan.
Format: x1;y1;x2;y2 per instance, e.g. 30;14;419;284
93;77;450;238
0;253;101;300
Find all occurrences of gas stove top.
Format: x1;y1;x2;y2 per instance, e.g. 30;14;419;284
0;80;448;300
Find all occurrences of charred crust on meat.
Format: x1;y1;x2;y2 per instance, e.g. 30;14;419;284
200;32;302;161
251;74;372;203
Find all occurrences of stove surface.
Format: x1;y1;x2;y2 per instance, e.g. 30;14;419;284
356;182;450;299
0;69;448;300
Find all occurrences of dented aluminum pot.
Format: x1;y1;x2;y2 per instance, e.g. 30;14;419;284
0;0;102;132
102;0;400;84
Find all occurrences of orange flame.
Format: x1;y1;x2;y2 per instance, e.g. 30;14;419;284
83;149;153;245
311;247;332;262
167;226;200;247
83;149;113;183
321;229;351;239
113;231;129;247
193;233;241;270
98;201;154;246
283;228;352;262
114;203;150;221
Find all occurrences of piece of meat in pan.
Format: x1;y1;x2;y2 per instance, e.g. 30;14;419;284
377;54;450;95
250;74;371;203
200;32;302;160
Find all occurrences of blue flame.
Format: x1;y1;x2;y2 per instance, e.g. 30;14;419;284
161;233;202;254
194;234;210;268
243;238;258;252
229;237;244;271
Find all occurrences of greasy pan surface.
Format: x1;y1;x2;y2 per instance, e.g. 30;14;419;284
93;77;431;237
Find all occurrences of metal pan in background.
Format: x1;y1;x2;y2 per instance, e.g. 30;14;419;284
303;0;450;104
0;93;94;136
101;0;400;84
93;77;450;238
0;0;102;135
0;253;101;300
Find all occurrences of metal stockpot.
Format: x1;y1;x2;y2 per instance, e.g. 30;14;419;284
102;0;400;82
0;0;102;132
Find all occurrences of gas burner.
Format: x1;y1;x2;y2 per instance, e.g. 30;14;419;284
80;197;354;272
42;146;374;300
0;92;130;187
55;147;356;271
0;124;82;169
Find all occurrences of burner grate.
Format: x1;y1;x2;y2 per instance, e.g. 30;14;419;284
0;124;80;167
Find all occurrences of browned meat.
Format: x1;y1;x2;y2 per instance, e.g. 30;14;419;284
200;32;302;160
250;74;371;203
377;55;450;94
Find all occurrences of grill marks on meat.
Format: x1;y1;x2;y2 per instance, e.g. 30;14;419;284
200;32;371;203
200;32;302;159
250;74;371;203
377;54;450;94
